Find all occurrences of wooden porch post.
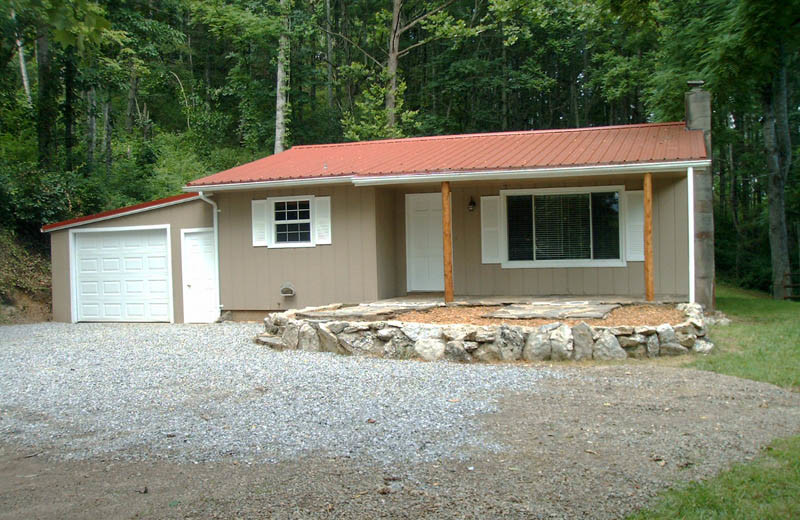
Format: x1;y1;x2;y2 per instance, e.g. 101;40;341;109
644;172;655;301
441;181;454;303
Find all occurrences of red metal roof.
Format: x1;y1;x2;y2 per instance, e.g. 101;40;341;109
42;192;200;232
188;122;707;187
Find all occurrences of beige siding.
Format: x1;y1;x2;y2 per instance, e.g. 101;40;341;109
215;185;379;311
375;188;398;299
48;199;213;323
385;173;689;299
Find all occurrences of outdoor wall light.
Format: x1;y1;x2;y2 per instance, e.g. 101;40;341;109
468;197;476;212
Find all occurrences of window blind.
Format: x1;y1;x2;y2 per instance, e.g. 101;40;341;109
534;194;591;260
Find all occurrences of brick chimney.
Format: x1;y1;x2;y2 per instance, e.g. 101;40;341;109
685;80;714;309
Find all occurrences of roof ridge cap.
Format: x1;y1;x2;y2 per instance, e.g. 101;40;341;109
288;121;688;150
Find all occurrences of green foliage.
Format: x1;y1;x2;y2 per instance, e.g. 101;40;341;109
341;72;419;141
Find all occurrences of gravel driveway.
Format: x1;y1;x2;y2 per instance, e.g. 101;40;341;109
1;322;799;519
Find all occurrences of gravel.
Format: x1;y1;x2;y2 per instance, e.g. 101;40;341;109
0;322;569;464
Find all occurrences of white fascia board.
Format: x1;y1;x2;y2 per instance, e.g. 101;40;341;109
42;196;201;233
351;160;712;186
182;176;354;192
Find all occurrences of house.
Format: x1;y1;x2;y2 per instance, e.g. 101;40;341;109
43;85;714;323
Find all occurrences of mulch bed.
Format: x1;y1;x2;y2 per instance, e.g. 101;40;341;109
396;304;686;327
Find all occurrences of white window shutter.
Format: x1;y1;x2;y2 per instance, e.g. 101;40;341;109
315;196;332;245
251;199;268;246
481;196;501;264
626;191;645;261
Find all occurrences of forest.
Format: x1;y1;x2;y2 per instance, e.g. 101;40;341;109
1;0;798;299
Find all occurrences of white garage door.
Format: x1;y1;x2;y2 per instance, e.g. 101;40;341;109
74;228;172;322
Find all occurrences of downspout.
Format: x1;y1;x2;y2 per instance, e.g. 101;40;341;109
198;191;223;313
687;167;696;303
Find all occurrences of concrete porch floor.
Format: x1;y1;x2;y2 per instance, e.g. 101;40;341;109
296;294;688;321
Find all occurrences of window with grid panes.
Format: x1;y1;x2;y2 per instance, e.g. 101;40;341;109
274;199;312;243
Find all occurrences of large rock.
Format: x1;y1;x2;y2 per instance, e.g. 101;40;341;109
298;323;321;352
414;337;446;361
693;339;714;354
660;342;689;356
624;344;648;359
443;325;476;342
522;330;551;361
376;327;397;342
473;327;496;343
401;323;443;342
634;325;657;336
571;323;594;361
618;334;646;348
317;323;341;353
338;332;378;355
255;334;285;350
549;324;574;361
656;323;677;345
646;334;660;358
472;343;501;362
608;325;634;336
676;332;697;348
383;334;415;359
445;341;473;363
494;325;525;361
281;320;300;350
593;330;626;360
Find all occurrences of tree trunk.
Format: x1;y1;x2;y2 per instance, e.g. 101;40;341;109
385;0;402;129
36;32;58;170
325;0;334;109
126;67;139;133
763;57;792;299
103;93;113;177
11;8;32;106
87;87;97;172
274;0;290;154
64;49;76;171
501;41;508;131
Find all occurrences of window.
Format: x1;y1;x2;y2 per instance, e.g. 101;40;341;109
252;196;332;248
274;200;312;243
500;187;624;267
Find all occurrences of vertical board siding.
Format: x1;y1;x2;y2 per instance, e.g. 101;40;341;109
389;174;688;299
49;200;212;323
216;185;379;311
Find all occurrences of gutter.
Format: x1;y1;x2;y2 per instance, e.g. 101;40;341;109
197;191;223;313
183;176;354;192
351;160;713;186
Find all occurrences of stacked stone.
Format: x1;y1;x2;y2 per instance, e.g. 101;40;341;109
256;303;715;363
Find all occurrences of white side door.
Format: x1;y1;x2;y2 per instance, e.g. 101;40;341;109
406;193;447;291
181;228;219;323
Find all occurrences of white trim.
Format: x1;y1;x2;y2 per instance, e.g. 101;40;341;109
499;185;627;269
184;176;353;192
180;227;220;323
197;191;222;310
265;195;316;249
352;160;712;186
687;167;696;303
43;196;200;233
68;224;174;323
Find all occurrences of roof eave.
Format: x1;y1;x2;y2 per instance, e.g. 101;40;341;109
351;160;712;186
41;194;201;233
182;175;355;192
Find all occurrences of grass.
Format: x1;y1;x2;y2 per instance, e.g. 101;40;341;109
631;284;800;519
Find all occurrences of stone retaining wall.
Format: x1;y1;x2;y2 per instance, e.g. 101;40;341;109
256;303;714;363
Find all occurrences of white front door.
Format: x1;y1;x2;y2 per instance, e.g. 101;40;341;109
73;228;172;322
181;228;219;323
406;193;447;291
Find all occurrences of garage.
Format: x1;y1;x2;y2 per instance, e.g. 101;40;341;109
44;192;216;324
72;227;172;322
